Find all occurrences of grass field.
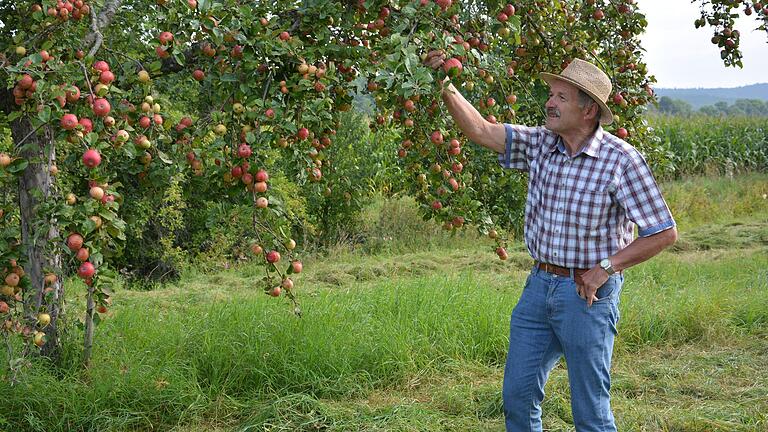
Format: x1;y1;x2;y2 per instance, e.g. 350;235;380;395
1;174;767;432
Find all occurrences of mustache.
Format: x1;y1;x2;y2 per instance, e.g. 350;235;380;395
547;108;560;117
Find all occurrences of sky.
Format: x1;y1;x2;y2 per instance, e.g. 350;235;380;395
639;0;768;89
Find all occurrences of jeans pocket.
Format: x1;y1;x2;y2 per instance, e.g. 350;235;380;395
593;276;622;304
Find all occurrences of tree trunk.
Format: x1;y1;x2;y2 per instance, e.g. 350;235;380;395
83;282;95;367
11;118;64;362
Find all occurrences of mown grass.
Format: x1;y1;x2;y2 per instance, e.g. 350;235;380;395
1;174;767;432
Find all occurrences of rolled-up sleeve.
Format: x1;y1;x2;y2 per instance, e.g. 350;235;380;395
616;151;676;237
497;124;542;171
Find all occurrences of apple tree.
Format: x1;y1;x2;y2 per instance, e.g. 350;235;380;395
0;0;655;372
691;0;768;67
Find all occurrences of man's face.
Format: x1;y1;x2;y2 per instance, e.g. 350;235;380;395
544;79;590;134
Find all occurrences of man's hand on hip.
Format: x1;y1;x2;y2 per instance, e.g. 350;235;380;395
577;266;610;307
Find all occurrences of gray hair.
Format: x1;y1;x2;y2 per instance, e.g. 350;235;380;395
577;89;596;109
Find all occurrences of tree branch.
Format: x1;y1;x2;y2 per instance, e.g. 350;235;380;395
84;0;123;57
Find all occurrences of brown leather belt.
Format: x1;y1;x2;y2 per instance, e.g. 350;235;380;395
535;261;588;282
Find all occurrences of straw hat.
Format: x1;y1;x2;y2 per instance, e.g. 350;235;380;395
540;58;613;125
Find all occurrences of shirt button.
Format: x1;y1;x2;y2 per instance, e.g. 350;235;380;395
554;228;560;233
553;252;558;257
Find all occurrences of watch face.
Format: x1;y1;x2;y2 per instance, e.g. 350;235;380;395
600;259;610;268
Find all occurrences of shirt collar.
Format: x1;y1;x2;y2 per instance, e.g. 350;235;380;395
550;126;604;158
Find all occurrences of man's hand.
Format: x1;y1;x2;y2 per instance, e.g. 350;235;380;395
576;266;610;307
423;49;446;70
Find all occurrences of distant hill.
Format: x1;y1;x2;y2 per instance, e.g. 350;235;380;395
654;83;768;109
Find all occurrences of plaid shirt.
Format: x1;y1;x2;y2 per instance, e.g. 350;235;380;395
498;124;675;269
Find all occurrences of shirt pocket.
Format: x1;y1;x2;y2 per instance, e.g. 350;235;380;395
569;187;612;236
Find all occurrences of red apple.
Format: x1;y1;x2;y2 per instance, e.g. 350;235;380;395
158;31;174;45
291;260;303;273
67;233;84;251
60;114;78;130
92;98;111;117
78;262;95;279
82;149;101;168
255;169;268;182
442;57;463;77
192;69;205;81
238;144;252;158
266;250;281;264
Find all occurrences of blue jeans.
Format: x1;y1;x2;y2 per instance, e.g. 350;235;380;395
503;266;624;431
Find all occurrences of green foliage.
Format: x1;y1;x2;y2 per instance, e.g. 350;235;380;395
648;115;768;179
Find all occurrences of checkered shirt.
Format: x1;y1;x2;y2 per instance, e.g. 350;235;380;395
498;124;675;269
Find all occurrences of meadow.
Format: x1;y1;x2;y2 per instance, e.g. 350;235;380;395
1;173;766;432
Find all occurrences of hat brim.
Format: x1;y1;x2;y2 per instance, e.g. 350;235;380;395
540;72;613;126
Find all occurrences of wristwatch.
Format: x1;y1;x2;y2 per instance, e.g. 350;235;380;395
600;258;615;275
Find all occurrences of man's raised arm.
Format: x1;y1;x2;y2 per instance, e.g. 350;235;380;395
424;50;506;154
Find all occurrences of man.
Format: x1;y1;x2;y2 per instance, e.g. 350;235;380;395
425;54;678;431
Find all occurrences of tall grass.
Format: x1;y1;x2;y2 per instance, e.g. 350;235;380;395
1;174;766;431
2;245;766;431
648;114;768;178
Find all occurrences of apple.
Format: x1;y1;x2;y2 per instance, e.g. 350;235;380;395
67;233;84;251
503;4;515;15
37;313;51;327
93;60;110;72
266;250;281;264
78;262;95;279
33;331;45;347
254;181;268;193
436;0;452;11
431;200;442;210
60;114;78;130
65;85;81;102
82;148;101;168
158;31;174;44
616;128;628;139
138;70;150;83
255;197;269;208
92;98;111;117
496;247;508;260
281;278;294;290
237;144;252;158
250;243;263;255
0;153;10;167
254;169;269;183
96;305;108;314
139;116;151;129
99;70;115;84
78;118;93;133
89;186;105;200
192;69;205;81
0;301;9;314
66;193;77;205
4;273;19;287
76;247;90;262
279;31;291;41
90;215;103;229
214;124;227;135
297;127;310;140
269;286;281;297
285;239;296;250
488;229;498;239
430;130;444;145
442;57;463;77
291;260;303;273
